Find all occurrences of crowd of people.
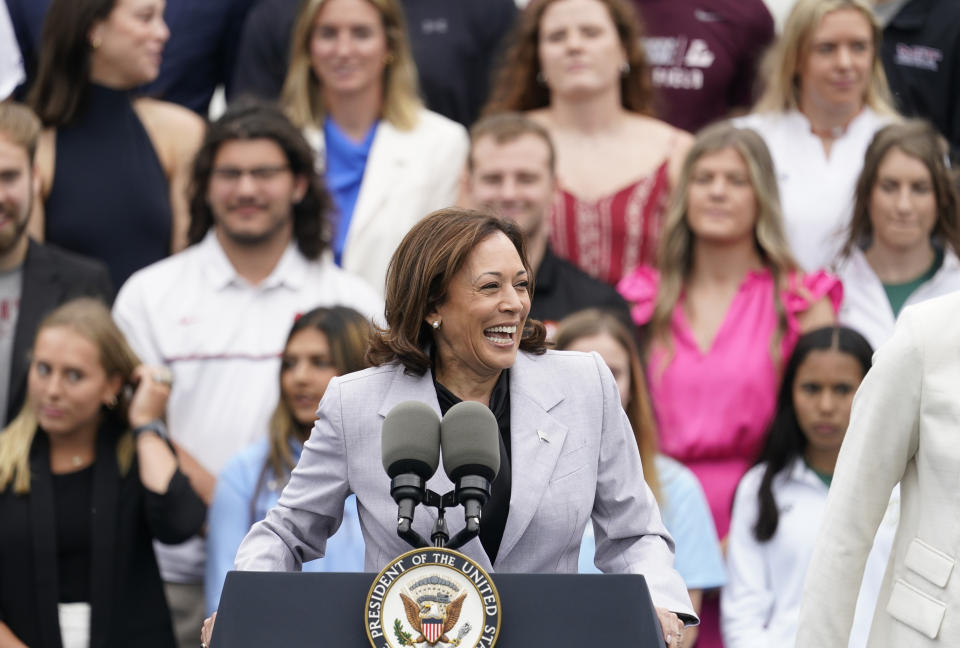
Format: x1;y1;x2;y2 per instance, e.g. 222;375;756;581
1;0;959;646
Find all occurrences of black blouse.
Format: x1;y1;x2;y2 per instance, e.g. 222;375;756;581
434;370;512;563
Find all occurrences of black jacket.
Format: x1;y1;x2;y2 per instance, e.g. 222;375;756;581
6;239;113;425
0;421;205;647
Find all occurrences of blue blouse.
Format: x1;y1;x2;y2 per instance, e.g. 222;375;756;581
205;437;366;614
323;118;378;265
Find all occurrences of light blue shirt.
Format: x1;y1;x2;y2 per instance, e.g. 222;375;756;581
579;455;726;589
205;437;366;614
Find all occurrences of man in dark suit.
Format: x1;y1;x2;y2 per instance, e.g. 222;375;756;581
0;101;112;425
464;112;634;340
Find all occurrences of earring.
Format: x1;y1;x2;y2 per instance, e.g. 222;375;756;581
91;36;102;49
536;71;547;86
432;320;441;329
106;394;118;409
384;53;395;65
620;62;630;76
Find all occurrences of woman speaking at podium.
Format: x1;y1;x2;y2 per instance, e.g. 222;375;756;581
205;208;695;646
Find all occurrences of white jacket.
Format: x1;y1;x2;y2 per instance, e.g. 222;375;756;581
305;108;468;296
835;246;960;351
723;460;895;648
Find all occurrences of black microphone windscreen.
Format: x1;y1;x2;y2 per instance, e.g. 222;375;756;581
381;401;441;479
440;401;500;482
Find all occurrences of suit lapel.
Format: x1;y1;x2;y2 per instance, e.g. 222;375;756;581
9;241;60;423
496;353;567;566
88;424;120;646
345;123;408;246
29;433;65;648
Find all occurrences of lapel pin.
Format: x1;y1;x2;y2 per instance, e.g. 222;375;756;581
536;429;549;443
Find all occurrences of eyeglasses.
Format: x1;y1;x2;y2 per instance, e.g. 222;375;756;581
211;165;291;182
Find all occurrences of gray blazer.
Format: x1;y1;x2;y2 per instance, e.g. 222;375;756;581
235;349;695;617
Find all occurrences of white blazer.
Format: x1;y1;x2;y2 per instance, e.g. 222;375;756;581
234;350;697;619
796;292;960;646
835;246;960;351
306;109;468;295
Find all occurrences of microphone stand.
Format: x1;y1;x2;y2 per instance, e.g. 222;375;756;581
395;476;491;551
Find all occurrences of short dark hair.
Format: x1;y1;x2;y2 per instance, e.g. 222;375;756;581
187;100;331;260
28;0;117;126
367;207;547;374
468;112;556;174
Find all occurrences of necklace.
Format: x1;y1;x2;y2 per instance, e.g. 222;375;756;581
71;455;83;467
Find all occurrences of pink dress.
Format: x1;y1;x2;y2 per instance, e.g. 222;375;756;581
549;160;670;286
617;266;842;539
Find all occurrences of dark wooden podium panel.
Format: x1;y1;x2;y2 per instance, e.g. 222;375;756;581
212;571;664;646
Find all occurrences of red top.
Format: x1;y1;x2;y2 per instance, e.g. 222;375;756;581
549;160;670;286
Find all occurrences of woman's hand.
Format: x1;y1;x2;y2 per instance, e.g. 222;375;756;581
201;612;217;648
128;365;173;429
656;607;684;647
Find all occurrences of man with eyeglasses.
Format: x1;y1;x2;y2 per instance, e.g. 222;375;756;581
112;100;382;648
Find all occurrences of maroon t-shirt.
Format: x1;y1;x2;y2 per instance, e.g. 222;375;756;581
634;0;774;133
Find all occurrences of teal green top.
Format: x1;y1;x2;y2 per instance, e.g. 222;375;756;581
882;247;943;317
805;459;833;488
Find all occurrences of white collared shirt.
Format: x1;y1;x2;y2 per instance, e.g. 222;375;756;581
835;246;960;351
113;232;383;581
722;459;897;648
735;108;892;272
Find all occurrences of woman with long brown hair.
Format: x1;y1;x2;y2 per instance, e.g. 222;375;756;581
485;0;692;286
834;120;960;349
204;306;373;615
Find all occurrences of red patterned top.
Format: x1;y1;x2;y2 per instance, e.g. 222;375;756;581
549;159;670;286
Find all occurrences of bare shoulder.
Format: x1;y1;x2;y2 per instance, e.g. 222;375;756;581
36;128;57;196
133;98;205;158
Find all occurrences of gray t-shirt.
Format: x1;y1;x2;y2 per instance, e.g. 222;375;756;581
0;265;23;423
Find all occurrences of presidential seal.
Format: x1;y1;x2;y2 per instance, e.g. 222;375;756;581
365;547;501;648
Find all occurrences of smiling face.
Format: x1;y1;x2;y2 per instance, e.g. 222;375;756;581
428;232;531;384
468;134;556;241
89;0;169;88
206;138;306;248
792;348;863;461
310;0;388;101
868;147;937;253
686;147;758;245
798;8;873;118
0;134;33;258
537;0;626;100
29;326;122;439
281;328;339;426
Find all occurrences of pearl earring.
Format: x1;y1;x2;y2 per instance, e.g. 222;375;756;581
432;320;441;329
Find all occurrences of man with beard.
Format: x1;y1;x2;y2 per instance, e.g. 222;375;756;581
112;101;381;648
464;113;632;339
0;101;111;426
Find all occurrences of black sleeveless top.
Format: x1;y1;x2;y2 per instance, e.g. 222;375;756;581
45;83;172;290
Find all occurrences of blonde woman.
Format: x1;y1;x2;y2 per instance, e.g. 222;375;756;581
0;299;204;648
617;121;839;647
735;0;898;271
281;0;468;295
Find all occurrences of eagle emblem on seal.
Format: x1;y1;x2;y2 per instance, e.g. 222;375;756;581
399;592;467;646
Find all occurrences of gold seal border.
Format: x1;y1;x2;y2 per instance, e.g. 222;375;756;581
364;546;502;648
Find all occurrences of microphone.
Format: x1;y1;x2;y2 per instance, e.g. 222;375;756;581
440;401;500;530
381;401;441;538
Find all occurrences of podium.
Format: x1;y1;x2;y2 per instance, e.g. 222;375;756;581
212;570;666;646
